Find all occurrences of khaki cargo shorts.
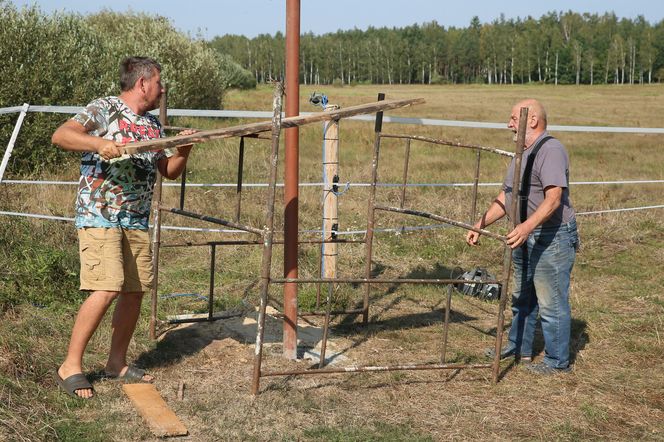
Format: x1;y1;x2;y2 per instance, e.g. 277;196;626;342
78;227;154;293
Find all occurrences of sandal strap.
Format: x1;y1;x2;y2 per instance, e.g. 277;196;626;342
61;373;93;394
122;366;146;381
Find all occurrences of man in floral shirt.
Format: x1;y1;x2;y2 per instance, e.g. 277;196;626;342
52;57;194;399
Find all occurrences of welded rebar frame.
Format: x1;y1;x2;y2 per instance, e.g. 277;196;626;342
149;99;270;336
250;97;528;391
147;86;526;393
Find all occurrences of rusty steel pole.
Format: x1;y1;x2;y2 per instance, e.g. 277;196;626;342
283;0;300;360
251;84;284;395
470;149;481;224
492;107;528;383
363;93;385;324
149;89;167;339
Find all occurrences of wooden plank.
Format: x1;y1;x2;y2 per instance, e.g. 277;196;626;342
123;383;188;437
123;97;425;155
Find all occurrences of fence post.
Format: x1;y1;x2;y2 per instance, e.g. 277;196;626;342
0;103;30;183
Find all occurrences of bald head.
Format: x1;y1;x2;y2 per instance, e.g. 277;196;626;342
515;99;547;128
508;99;548;147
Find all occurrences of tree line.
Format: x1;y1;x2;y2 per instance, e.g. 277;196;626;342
209;11;664;86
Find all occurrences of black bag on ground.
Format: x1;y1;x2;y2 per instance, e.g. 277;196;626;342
455;268;501;301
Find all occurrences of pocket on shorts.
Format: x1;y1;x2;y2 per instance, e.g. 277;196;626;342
80;243;103;280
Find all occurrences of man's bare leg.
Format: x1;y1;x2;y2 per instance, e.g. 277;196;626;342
58;290;119;398
104;292;153;382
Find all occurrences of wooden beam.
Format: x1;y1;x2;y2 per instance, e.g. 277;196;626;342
123;384;188;437
123;97;425;155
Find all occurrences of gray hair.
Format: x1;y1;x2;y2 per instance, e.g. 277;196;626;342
119;56;161;91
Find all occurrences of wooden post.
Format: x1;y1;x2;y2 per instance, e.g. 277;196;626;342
322;105;340;281
0;103;30;183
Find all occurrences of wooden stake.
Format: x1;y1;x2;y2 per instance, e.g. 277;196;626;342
322;105;340;281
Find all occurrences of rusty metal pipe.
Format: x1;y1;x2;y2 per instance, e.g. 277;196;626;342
363;93;385;324
492;106;527;383
160;239;363;248
272;278;500;285
208;244;216;320
235;137;245;222
251;83;284;395
471;149;481;223
374;205;506;242
271;308;365;317
179;167;187;210
261;363;492;377
400;138;411;210
441;284;453;363
380;133;513;157
283;0;301;361
166;208;263;235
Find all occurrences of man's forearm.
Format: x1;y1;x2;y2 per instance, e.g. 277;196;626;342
160;146;192;179
476;191;507;228
52;124;102;153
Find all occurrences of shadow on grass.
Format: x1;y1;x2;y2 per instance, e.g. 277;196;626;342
530;318;589;364
320;262;492;366
339;261;482;332
132;321;232;370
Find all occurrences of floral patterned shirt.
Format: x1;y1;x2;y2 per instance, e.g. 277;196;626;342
72;96;165;230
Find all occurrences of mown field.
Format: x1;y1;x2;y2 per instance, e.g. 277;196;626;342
1;83;663;441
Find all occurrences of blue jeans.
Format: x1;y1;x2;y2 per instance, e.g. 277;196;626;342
505;219;578;368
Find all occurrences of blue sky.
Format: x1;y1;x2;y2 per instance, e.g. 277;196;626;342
9;0;663;39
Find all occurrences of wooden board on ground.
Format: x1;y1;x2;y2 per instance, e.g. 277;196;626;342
122;97;425;155
123;383;188;437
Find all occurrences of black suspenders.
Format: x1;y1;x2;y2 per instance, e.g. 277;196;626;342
519;136;553;223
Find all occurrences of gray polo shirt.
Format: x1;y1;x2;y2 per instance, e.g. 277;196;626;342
503;131;575;228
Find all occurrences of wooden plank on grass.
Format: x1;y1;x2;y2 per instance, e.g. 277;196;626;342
123;383;188;437
123;97;425;155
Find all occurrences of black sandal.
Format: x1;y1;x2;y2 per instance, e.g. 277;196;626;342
54;369;95;399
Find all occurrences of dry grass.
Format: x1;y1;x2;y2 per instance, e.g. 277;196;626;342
1;83;664;440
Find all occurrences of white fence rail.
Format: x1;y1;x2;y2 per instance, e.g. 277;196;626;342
1;104;663;233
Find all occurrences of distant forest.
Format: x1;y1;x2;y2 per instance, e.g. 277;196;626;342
209;11;664;86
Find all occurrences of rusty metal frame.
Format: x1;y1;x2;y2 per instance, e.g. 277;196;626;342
148;85;527;394
250;96;528;392
149;91;423;337
149;101;271;337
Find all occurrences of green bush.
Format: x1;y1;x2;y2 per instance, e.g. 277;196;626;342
0;3;114;175
0;3;247;175
84;10;229;109
216;53;257;90
0;218;81;310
